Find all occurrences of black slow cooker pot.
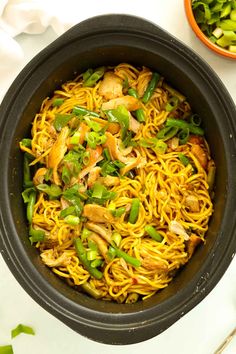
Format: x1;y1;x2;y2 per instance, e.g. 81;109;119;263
0;15;236;345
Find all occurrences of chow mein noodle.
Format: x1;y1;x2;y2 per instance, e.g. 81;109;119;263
20;63;215;303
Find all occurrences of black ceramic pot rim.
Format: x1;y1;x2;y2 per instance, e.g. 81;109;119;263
0;15;236;345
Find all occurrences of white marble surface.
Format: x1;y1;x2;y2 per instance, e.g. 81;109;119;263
0;1;236;353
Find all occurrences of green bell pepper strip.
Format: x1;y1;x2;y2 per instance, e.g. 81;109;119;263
74;238;103;279
142;72;160;104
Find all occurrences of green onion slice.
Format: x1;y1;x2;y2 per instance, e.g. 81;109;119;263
11;324;35;338
0;345;13;354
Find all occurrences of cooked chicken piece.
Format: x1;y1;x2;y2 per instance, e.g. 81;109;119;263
207;159;216;191
188;135;204;145
119;144;133;156
79;146;103;180
60;196;70;210
88;117;120;134
129;114;141;134
169;220;190;241
136;68;152;97
186;234;202;259
48;124;58;139
101;95;140;111
67;122;90;150
78;122;90;144
103;132;145;175
88;232;109;260
97;175;120;187
142;256;169;271
83;204;114;223
191;144;208;170
41;249;71;267
87;166;101;187
98;72;123;100
120;155;146;176
167;137;179;151
33;167;48;185
185;195;200;212
103;132;128;163
48;126;69;185
86;222;112;243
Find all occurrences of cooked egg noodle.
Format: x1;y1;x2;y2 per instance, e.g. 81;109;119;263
23;63;214;303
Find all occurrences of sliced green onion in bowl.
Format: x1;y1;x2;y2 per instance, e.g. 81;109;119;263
190;0;236;54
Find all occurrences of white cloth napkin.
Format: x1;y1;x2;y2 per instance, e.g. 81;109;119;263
0;0;75;75
0;0;175;100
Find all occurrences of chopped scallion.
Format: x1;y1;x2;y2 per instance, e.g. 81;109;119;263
11;324;35;338
0;345;13;354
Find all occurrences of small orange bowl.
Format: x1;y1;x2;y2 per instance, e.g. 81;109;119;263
184;0;236;59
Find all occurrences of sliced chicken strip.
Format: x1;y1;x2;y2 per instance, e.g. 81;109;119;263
98;72;123;100
86;222;112;243
47;126;69;185
101;95;140;111
83;204;114;223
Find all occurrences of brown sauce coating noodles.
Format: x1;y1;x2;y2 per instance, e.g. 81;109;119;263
20;63;214;303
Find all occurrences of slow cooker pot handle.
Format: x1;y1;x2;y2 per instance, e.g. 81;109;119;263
53;14;172;45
